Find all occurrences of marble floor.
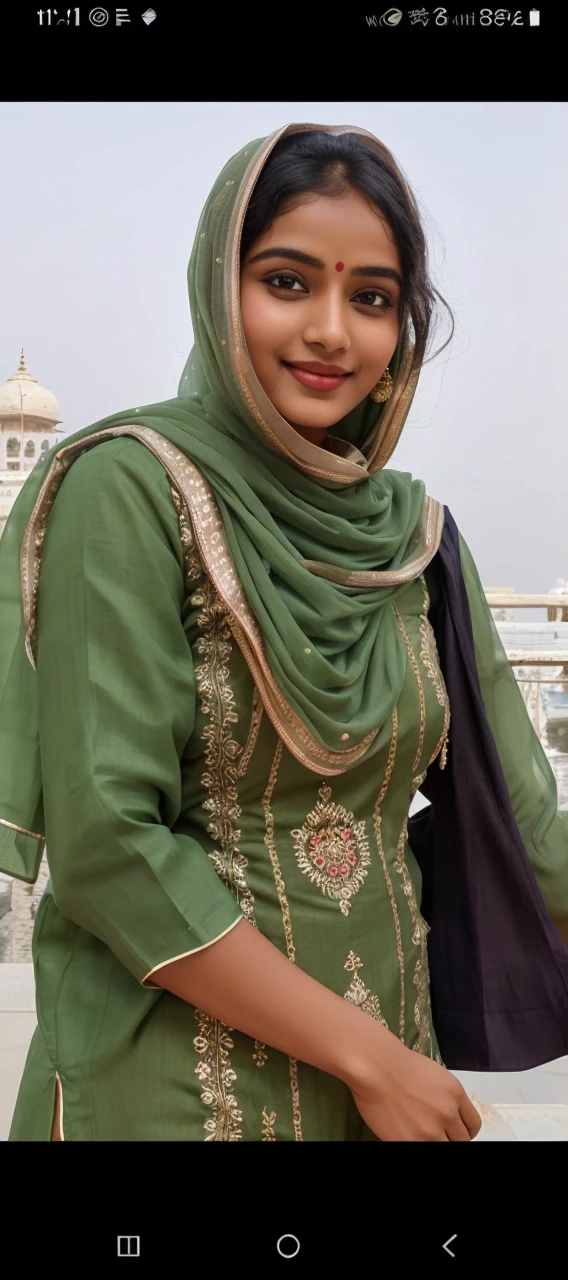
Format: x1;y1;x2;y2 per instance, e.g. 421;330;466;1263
1;1010;567;1141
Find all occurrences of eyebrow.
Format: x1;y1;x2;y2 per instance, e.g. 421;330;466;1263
246;247;402;289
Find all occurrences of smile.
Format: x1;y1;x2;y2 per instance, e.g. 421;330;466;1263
282;362;353;393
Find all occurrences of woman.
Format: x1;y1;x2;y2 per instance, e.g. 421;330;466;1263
2;123;568;1142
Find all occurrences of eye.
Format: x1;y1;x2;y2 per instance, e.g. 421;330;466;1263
264;272;307;293
353;288;394;310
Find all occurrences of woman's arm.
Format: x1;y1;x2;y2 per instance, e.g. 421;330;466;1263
36;437;243;983
153;916;481;1142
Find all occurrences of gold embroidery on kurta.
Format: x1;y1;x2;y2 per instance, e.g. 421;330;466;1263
261;1107;277;1141
192;565;267;1120
237;684;263;778
418;579;451;770
191;574;253;923
393;603;426;774
169;483;203;585
394;776;435;1057
263;740;303;1141
343;952;388;1026
291;788;371;917
193;1012;243;1140
372;709;406;1041
395;815;434;1057
172;492;268;1071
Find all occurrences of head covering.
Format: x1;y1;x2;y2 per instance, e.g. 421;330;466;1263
0;122;443;883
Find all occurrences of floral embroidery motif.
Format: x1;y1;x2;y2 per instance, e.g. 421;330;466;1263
291;786;371;917
261;1107;277;1141
343;952;388;1026
253;1042;268;1068
193;1011;243;1141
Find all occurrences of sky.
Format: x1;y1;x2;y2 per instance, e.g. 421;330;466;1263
1;100;566;594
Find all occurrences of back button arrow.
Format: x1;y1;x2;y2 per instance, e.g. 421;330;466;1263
443;1234;457;1258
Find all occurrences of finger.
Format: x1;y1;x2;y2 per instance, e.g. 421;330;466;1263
459;1096;483;1139
445;1115;473;1142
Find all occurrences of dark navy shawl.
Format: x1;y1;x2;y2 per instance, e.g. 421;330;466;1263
408;508;568;1070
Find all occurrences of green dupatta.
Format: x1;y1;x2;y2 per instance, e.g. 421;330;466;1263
0;122;445;884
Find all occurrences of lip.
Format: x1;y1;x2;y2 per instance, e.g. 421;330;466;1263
283;360;353;393
284;361;352;376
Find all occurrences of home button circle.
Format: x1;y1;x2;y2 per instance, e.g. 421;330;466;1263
276;1234;300;1259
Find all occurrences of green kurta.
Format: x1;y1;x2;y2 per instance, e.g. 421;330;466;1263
9;436;452;1142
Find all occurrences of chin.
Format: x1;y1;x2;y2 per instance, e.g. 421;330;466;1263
274;395;346;433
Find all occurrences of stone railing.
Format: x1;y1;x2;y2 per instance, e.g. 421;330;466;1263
508;654;568;751
488;587;568;799
485;590;568;624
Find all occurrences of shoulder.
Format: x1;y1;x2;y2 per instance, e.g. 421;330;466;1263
63;433;172;495
48;433;182;555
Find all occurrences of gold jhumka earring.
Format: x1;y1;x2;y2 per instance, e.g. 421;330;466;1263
370;367;394;403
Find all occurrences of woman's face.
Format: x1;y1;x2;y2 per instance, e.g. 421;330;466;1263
240;186;402;445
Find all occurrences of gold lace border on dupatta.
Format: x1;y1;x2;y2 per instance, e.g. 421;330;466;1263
20;425;444;775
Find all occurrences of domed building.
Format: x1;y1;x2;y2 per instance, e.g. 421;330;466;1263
0;352;62;536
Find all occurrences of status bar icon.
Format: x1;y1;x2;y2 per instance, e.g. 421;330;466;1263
529;8;540;23
141;6;156;21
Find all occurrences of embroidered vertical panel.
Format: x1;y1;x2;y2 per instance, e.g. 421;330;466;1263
418;577;451;770
372;710;406;1041
237;683;264;778
395;812;434;1057
169;483;204;587
393;603;426;774
193;1012;243;1140
263;740;303;1141
191;572;255;919
189;533;267;1126
393;582;442;1055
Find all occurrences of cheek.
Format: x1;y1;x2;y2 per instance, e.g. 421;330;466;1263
241;284;296;362
358;314;400;368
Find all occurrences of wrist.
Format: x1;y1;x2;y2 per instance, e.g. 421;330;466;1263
333;1010;400;1096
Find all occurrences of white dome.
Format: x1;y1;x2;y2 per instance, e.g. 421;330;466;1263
0;352;60;425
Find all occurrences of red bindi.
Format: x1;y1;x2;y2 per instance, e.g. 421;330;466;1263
335;261;345;272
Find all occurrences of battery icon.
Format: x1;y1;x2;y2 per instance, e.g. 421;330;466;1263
529;9;540;23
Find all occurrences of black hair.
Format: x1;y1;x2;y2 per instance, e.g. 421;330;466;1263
240;130;453;362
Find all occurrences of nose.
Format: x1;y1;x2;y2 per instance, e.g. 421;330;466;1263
302;290;351;355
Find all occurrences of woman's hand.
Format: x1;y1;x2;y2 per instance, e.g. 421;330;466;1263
152;917;481;1142
347;1033;482;1142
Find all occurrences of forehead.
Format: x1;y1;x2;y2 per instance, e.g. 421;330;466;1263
255;188;401;264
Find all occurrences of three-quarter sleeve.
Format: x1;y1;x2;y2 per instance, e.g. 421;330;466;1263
36;436;243;986
459;530;568;922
